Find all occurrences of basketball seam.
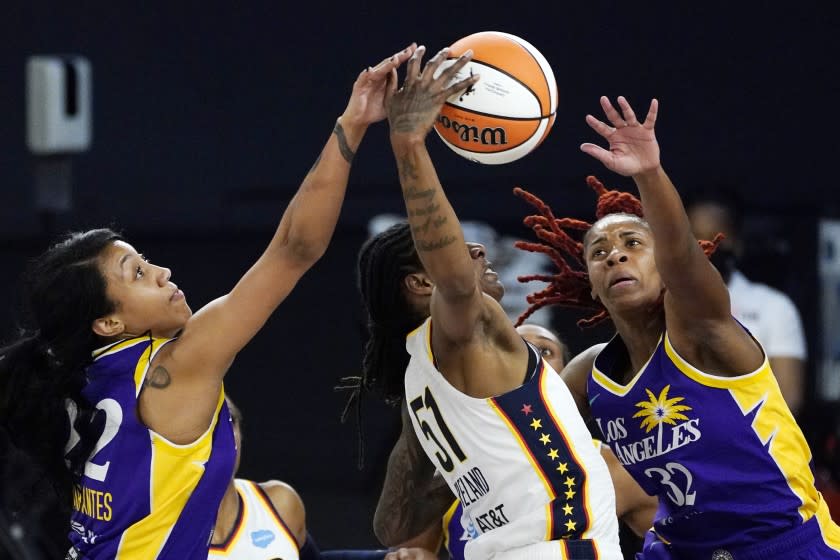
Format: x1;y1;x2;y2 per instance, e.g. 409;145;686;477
442;102;555;121
446;57;554;119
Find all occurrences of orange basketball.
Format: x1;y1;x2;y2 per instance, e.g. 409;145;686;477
434;31;558;165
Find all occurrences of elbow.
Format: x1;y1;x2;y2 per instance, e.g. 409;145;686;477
280;235;328;268
372;512;402;547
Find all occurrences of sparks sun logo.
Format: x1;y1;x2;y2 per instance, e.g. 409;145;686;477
633;385;692;433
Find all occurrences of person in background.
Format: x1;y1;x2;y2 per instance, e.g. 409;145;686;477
685;186;807;416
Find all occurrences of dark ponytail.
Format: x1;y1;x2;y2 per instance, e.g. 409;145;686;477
0;228;122;517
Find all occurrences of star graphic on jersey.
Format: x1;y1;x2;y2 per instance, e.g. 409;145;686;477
547;448;559;460
521;403;533;415
565;488;576;500
539;433;551;445
563;503;574;516
565;519;577;532
564;477;576;488
557;462;569;473
530;418;542;430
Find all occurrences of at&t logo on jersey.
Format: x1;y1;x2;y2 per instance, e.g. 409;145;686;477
597;384;702;466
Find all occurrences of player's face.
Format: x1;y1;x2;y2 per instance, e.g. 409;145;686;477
97;241;192;339
584;216;663;314
516;324;567;373
467;242;504;301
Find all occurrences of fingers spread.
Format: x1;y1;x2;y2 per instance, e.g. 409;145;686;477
443;73;479;101
585;114;614;138
599;95;626;128
617;96;639;126
643;98;659;129
580;142;612;165
405;45;426;85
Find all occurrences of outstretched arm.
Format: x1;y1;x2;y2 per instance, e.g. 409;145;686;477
580;96;730;321
580;97;762;370
144;45;417;442
374;402;454;547
386;46;490;343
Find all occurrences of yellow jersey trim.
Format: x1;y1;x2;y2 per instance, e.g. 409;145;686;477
116;390;225;559
663;332;770;389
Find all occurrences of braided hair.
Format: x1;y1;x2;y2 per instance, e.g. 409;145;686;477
338;222;427;467
513;175;722;328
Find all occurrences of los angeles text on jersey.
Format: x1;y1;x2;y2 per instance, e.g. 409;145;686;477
72;483;113;521
595;416;702;465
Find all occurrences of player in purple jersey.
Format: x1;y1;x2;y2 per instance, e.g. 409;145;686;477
0;42;418;560
513;95;840;558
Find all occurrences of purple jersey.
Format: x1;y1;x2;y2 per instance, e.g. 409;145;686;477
588;330;840;556
442;500;466;560
68;336;236;559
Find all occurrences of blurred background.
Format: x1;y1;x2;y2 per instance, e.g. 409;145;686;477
1;0;838;556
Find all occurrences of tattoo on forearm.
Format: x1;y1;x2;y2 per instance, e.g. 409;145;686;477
409;202;440;217
411;216;433;236
403;185;435;201
145;365;171;389
333;121;355;164
375;430;453;543
397;155;419;182
416;236;457;252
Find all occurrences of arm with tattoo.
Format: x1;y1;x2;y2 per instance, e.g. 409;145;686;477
374;403;454;547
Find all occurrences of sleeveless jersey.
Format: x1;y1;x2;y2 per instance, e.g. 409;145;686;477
68;336;236;559
405;318;621;560
587;331;840;556
208;479;300;560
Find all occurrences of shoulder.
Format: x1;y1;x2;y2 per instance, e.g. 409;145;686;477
257;480;307;547
560;343;606;402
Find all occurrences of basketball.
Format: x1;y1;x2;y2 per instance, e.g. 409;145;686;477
433;31;558;165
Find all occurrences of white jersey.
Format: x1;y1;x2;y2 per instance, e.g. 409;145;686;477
208;479;299;560
404;319;621;560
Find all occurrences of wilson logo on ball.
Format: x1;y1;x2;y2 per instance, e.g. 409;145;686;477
436;114;508;146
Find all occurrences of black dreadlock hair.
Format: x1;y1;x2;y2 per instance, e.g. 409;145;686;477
337;222;427;468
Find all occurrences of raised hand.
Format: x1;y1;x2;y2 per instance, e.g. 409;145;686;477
580;96;660;177
385;45;480;143
342;43;418;127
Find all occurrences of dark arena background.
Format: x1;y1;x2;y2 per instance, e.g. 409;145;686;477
1;2;838;558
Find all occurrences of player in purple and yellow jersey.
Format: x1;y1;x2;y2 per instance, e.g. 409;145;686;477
0;42;417;560
515;95;840;559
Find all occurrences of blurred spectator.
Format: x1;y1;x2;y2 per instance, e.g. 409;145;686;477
686;187;807;416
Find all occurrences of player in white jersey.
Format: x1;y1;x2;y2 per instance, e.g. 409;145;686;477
210;398;303;560
355;45;622;559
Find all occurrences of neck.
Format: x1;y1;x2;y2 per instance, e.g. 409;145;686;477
611;309;665;375
212;481;240;545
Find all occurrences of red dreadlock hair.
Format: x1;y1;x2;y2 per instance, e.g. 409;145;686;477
513;175;723;328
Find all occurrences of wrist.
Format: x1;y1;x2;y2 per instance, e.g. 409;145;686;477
389;131;427;151
337;113;369;142
632;164;666;185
